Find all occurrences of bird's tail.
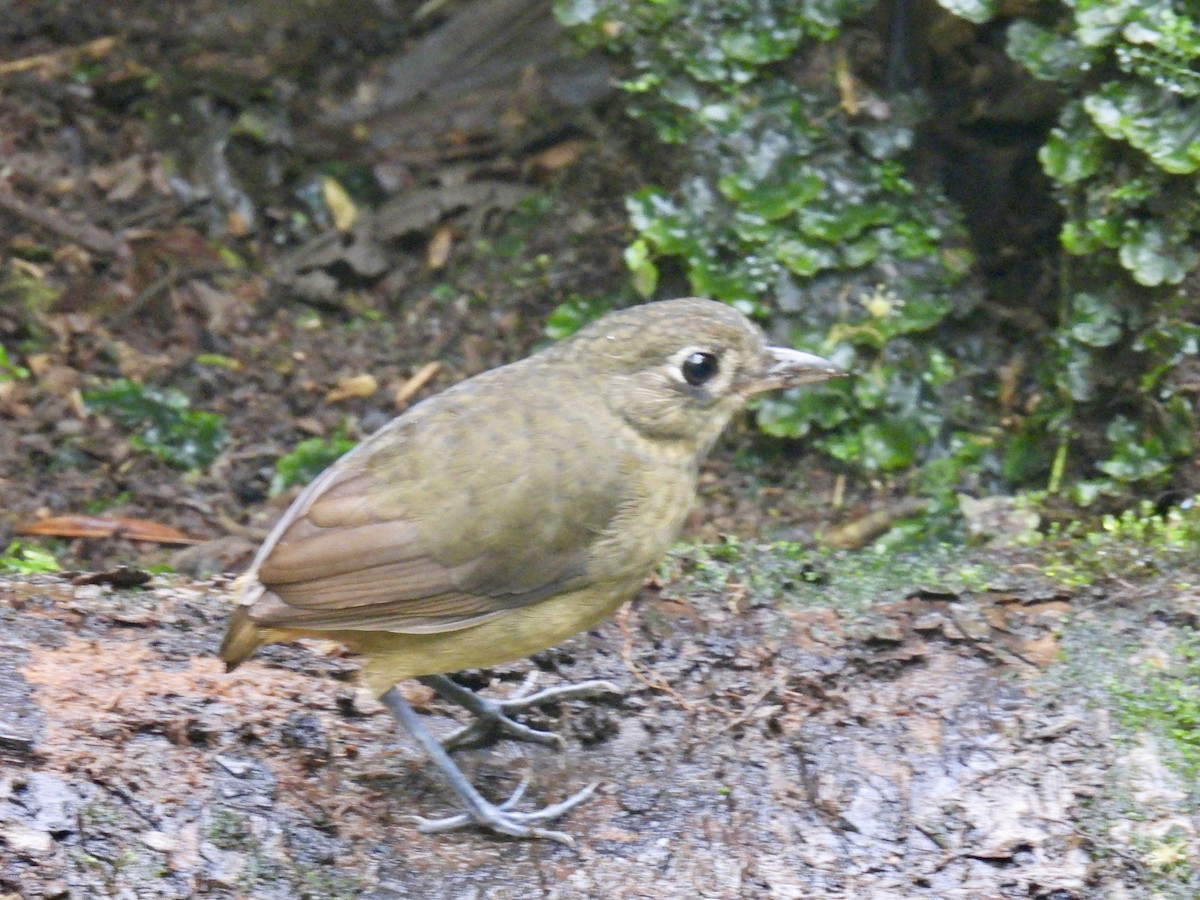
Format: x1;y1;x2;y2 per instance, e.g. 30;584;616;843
219;605;263;672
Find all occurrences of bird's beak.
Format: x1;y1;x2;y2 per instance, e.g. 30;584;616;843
749;346;847;393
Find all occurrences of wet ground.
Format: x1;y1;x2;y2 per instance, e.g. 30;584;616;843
3;550;1195;898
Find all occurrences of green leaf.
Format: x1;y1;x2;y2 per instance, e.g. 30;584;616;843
755;386;853;437
545;294;614;340
0;541;60;575
1040;122;1105;184
776;239;837;276
934;0;996;26
1068;291;1124;346
1084;82;1200;175
718;171;824;220
798;202;897;242
0;344;29;381
1060;221;1099;255
847;416;924;471
1074;2;1131;47
271;428;357;496
552;0;601;28
1119;221;1198;286
719;26;802;65
1008;21;1095;82
1098;416;1171;483
84;379;229;471
624;239;660;297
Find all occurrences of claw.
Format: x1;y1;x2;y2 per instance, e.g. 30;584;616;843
422;674;622;751
410;781;599;845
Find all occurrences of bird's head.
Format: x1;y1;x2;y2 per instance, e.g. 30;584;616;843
554;297;846;453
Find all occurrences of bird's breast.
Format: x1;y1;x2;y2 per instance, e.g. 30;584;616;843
586;435;699;587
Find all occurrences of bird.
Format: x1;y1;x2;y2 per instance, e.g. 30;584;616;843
220;297;844;843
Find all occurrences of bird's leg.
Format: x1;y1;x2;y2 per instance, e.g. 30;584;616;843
419;672;621;751
379;686;595;844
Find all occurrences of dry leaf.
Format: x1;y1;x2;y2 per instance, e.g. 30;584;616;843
71;566;153;588
321;176;358;232
1018;633;1061;668
325;373;378;403
16;515;203;545
226;210;251;237
426;223;455;270
530;139;587;173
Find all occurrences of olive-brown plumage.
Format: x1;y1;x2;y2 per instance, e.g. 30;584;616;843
220;297;843;843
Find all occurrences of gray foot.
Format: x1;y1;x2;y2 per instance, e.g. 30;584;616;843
421;673;621;751
380;685;599;846
410;778;598;846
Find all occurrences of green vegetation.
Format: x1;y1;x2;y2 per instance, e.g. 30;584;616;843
1023;497;1200;587
557;0;971;485
206;808;253;850
1112;628;1200;784
1006;0;1200;499
299;866;365;900
555;0;1200;511
661;535;1000;614
83;378;229;471
0;344;29;381
663;494;1199;611
270;426;357;495
0;540;60;575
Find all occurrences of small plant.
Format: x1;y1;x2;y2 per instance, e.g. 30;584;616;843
1025;496;1200;587
1112;628;1200;783
271;426;357;496
1004;0;1200;494
0;344;29;381
0;540;59;574
206;808;252;850
84;378;228;471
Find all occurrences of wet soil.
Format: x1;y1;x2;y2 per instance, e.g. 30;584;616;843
3;559;1194;898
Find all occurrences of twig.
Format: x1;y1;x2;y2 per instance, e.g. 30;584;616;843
393;361;442;408
0;36;117;76
0;188;124;256
616;604;694;711
687;676;782;748
109;264;234;327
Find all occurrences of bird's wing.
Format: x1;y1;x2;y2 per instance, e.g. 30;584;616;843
242;372;626;635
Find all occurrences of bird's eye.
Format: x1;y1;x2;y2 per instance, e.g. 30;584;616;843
681;351;720;386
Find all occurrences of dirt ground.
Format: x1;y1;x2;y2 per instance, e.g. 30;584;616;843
3;555;1196;898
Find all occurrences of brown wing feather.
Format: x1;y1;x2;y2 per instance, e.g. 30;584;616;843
237;364;622;636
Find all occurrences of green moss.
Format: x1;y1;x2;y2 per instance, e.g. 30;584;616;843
271;426;357;496
206;808;253;850
1023;497;1200;588
299;867;365;900
1112;629;1200;783
661;537;1003;614
84;378;229;471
